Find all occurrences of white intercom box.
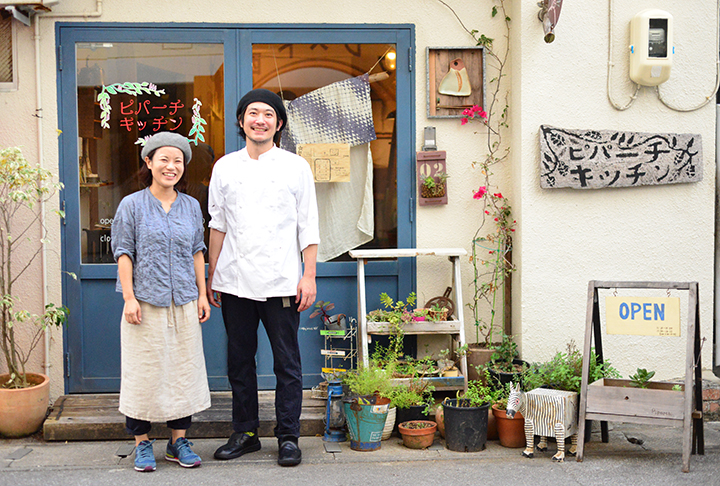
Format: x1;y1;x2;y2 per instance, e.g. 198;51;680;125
629;9;673;86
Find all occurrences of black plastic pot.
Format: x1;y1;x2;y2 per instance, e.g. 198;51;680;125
394;404;430;435
443;398;490;452
487;359;528;388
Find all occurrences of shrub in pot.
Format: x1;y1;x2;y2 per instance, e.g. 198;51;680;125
443;380;501;452
0;147;68;437
342;365;393;451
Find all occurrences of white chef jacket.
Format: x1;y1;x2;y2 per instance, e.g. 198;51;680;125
208;145;320;299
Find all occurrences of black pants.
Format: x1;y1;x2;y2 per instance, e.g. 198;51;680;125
125;415;192;436
221;294;302;438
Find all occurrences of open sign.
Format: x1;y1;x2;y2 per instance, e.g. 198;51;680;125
606;296;681;337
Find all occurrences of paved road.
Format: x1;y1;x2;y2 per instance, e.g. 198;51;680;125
2;422;719;486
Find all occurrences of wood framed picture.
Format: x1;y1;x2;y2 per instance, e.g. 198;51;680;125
427;47;485;118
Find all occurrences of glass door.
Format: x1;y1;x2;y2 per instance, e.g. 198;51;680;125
58;24;414;393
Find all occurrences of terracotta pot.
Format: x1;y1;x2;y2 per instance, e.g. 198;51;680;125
491;403;525;448
435;404;445;438
0;373;50;438
487;406;498;440
466;344;495;382
398;420;437;449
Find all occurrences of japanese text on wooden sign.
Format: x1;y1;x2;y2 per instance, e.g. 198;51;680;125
606;296;680;337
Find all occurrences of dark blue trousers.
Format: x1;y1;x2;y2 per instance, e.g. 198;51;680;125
220;294;302;439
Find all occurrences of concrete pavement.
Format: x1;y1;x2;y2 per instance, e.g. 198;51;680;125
2;421;720;485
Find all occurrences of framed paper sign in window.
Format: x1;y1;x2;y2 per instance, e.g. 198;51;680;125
427;47;485;118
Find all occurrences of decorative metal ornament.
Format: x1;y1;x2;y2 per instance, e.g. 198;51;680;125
537;0;563;43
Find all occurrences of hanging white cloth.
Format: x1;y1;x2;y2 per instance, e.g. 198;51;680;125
280;74;376;262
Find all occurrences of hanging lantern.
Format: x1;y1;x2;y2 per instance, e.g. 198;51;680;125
323;380;347;442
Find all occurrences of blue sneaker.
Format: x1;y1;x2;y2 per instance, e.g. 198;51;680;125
134;440;156;472
166;437;202;468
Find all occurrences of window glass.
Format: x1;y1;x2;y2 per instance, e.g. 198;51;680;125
75;42;224;263
252;43;397;261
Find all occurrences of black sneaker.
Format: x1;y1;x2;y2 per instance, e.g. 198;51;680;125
277;436;302;467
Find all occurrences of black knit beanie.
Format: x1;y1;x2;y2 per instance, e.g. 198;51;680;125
235;89;287;143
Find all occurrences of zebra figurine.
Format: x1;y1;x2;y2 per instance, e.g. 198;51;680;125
506;382;579;462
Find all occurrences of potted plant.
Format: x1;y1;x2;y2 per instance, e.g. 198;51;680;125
437;344;469;377
442;380;501;452
0;147;69;437
521;341;620;395
491;384;525;448
486;332;528;387
309;300;347;330
389;377;435;435
341;364;393;451
366;292;416;363
419;172;448;199
398;420;438;449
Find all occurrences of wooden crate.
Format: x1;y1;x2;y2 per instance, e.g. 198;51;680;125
587;378;685;421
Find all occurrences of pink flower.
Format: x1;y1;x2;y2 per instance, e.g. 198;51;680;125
493;192;503;199
473;186;487;199
461;118;468;126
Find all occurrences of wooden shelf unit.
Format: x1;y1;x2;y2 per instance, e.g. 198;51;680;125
348;248;468;392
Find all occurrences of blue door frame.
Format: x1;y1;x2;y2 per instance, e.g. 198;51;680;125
57;22;416;394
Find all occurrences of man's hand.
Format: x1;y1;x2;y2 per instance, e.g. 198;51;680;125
295;275;316;312
206;274;222;308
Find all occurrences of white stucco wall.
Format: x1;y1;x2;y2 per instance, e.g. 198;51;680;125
2;0;716;399
510;0;717;380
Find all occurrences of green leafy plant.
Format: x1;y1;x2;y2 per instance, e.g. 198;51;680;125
521;341;620;394
342;364;393;399
629;368;656;389
0;147;70;389
420;172;448;198
367;292;417;361
672;384;683;392
389;378;435;413
309;300;335;322
449;378;502;408
489;332;519;372
438;344;469;373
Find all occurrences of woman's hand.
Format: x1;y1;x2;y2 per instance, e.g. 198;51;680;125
198;294;211;323
123;298;142;325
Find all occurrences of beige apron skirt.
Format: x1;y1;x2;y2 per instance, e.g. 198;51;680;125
119;300;211;422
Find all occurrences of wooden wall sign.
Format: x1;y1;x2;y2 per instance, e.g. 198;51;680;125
417;150;448;206
427;47;485;118
539;125;703;190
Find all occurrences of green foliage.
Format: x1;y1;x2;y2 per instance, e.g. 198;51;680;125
521;341;620;394
489;332;518;372
0;147;68;389
629;368;656;389
389;378;435;412
342;364;393;398
451;379;502;408
309;300;335;321
367;292;417;360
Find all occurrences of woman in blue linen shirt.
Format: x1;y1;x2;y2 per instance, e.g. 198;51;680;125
111;132;211;473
